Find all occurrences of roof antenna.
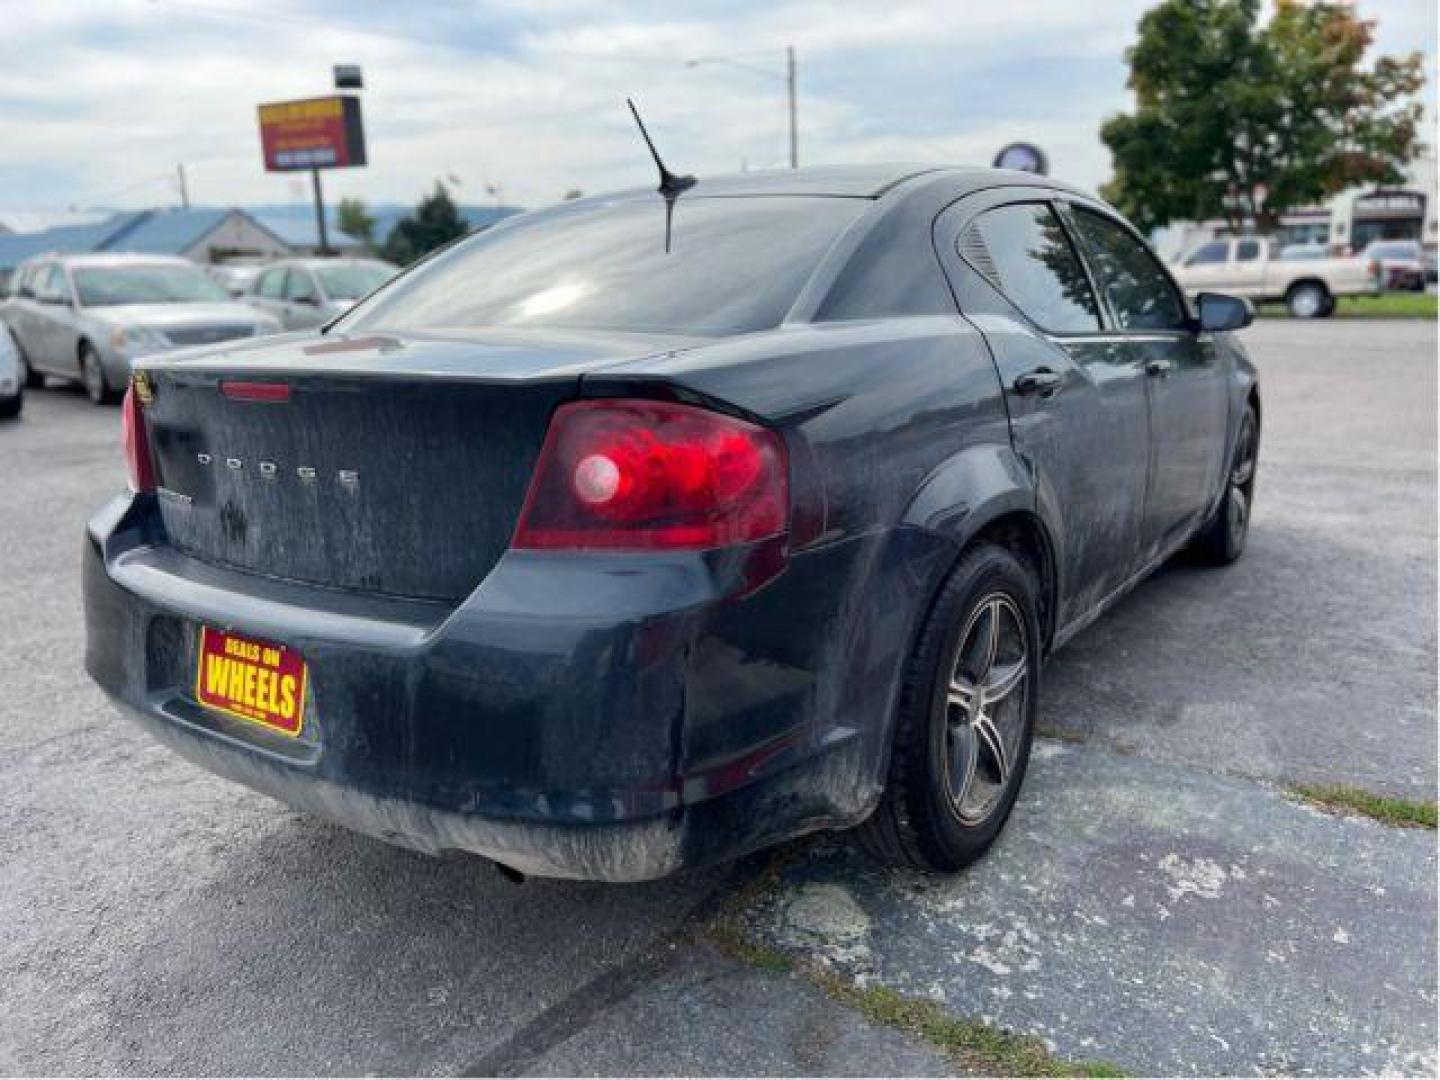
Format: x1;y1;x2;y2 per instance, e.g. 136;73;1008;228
627;98;695;252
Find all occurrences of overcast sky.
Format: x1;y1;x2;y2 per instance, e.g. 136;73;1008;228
1;0;1434;218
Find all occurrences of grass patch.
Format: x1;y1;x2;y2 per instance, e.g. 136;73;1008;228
702;853;1126;1077
1288;783;1437;829
1258;292;1436;319
812;971;1127;1077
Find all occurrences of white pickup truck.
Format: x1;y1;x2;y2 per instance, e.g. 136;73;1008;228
1171;237;1380;318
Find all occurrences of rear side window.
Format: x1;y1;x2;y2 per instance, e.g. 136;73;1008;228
283;269;317;302
966;203;1100;333
34;266;68;303
257;268;285;299
1235;239;1261;262
343;197;866;337
1067;209;1187;331
1185;241;1229;266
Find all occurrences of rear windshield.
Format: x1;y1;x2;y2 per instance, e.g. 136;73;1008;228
315;261;396;300
340;196;866;337
75;265;230;306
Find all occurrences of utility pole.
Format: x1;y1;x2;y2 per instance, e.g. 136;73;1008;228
176;163;190;209
685;48;800;170
311;168;330;255
786;45;798;170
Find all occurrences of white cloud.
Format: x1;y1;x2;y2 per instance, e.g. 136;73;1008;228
0;0;1432;216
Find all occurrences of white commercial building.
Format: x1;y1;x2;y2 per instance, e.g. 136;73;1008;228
1155;153;1437;261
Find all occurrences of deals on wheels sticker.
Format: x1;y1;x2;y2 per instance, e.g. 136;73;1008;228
195;627;307;737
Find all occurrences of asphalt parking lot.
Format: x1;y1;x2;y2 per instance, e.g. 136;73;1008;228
1;318;1434;1075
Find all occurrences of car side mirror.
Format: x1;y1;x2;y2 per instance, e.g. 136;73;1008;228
1196;292;1254;332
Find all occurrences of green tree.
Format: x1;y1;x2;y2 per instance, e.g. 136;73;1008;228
382;182;468;265
1101;0;1426;234
336;197;376;246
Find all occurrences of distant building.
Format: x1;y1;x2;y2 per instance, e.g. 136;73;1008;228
248;211;367;256
1155;153;1437;261
0;207;298;273
0;201;523;275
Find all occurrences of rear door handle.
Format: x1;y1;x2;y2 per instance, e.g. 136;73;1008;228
1145;359;1173;377
1013;368;1063;397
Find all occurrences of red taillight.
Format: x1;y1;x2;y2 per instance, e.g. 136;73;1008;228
513;399;788;551
121;386;155;493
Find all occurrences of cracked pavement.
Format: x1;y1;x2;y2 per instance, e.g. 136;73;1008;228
1;318;1434;1075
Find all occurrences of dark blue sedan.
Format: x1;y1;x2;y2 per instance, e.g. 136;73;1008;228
84;165;1260;880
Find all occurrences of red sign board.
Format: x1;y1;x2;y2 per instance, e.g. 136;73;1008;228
257;95;367;172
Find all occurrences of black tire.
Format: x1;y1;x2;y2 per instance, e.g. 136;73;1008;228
1286;281;1329;319
79;343;116;406
1191;401;1258;566
1319;294;1337;317
857;544;1040;872
0;390;20;419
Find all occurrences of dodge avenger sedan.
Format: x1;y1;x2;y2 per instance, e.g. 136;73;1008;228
84;165;1259;881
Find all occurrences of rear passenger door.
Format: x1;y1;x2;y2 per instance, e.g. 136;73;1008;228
29;265;76;374
936;195;1151;630
2;266;38;360
1061;203;1230;561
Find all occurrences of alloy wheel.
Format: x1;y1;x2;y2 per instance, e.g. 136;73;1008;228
1290;286;1323;318
943;593;1030;825
1226;408;1257;546
1230;410;1257;487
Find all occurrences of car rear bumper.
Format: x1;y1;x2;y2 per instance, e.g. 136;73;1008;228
84;493;894;880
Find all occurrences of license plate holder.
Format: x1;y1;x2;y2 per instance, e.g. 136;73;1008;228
194;626;307;737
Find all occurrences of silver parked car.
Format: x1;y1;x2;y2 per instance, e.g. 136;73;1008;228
0;254;281;405
0;321;22;418
246;258;399;330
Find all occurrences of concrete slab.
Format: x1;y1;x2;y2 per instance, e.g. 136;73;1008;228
740;740;1438;1076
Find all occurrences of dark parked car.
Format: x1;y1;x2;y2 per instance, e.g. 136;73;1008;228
1364;240;1427;292
84;166;1260;881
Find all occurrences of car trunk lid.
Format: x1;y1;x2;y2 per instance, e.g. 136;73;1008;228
137;328;698;600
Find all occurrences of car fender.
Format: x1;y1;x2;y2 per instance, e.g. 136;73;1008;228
900;439;1034;542
835;439;1058;813
900;437;1064;645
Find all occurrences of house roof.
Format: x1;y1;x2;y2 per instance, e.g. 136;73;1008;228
249;211;365;250
0;207;300;269
112;208;233;254
0;212;147;269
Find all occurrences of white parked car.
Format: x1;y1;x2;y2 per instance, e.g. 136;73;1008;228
0;322;22;418
1172;237;1380;318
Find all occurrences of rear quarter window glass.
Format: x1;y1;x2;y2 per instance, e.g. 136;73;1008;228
343;197;867;337
257;268;285;299
967;203;1100;333
1185;241;1229;266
